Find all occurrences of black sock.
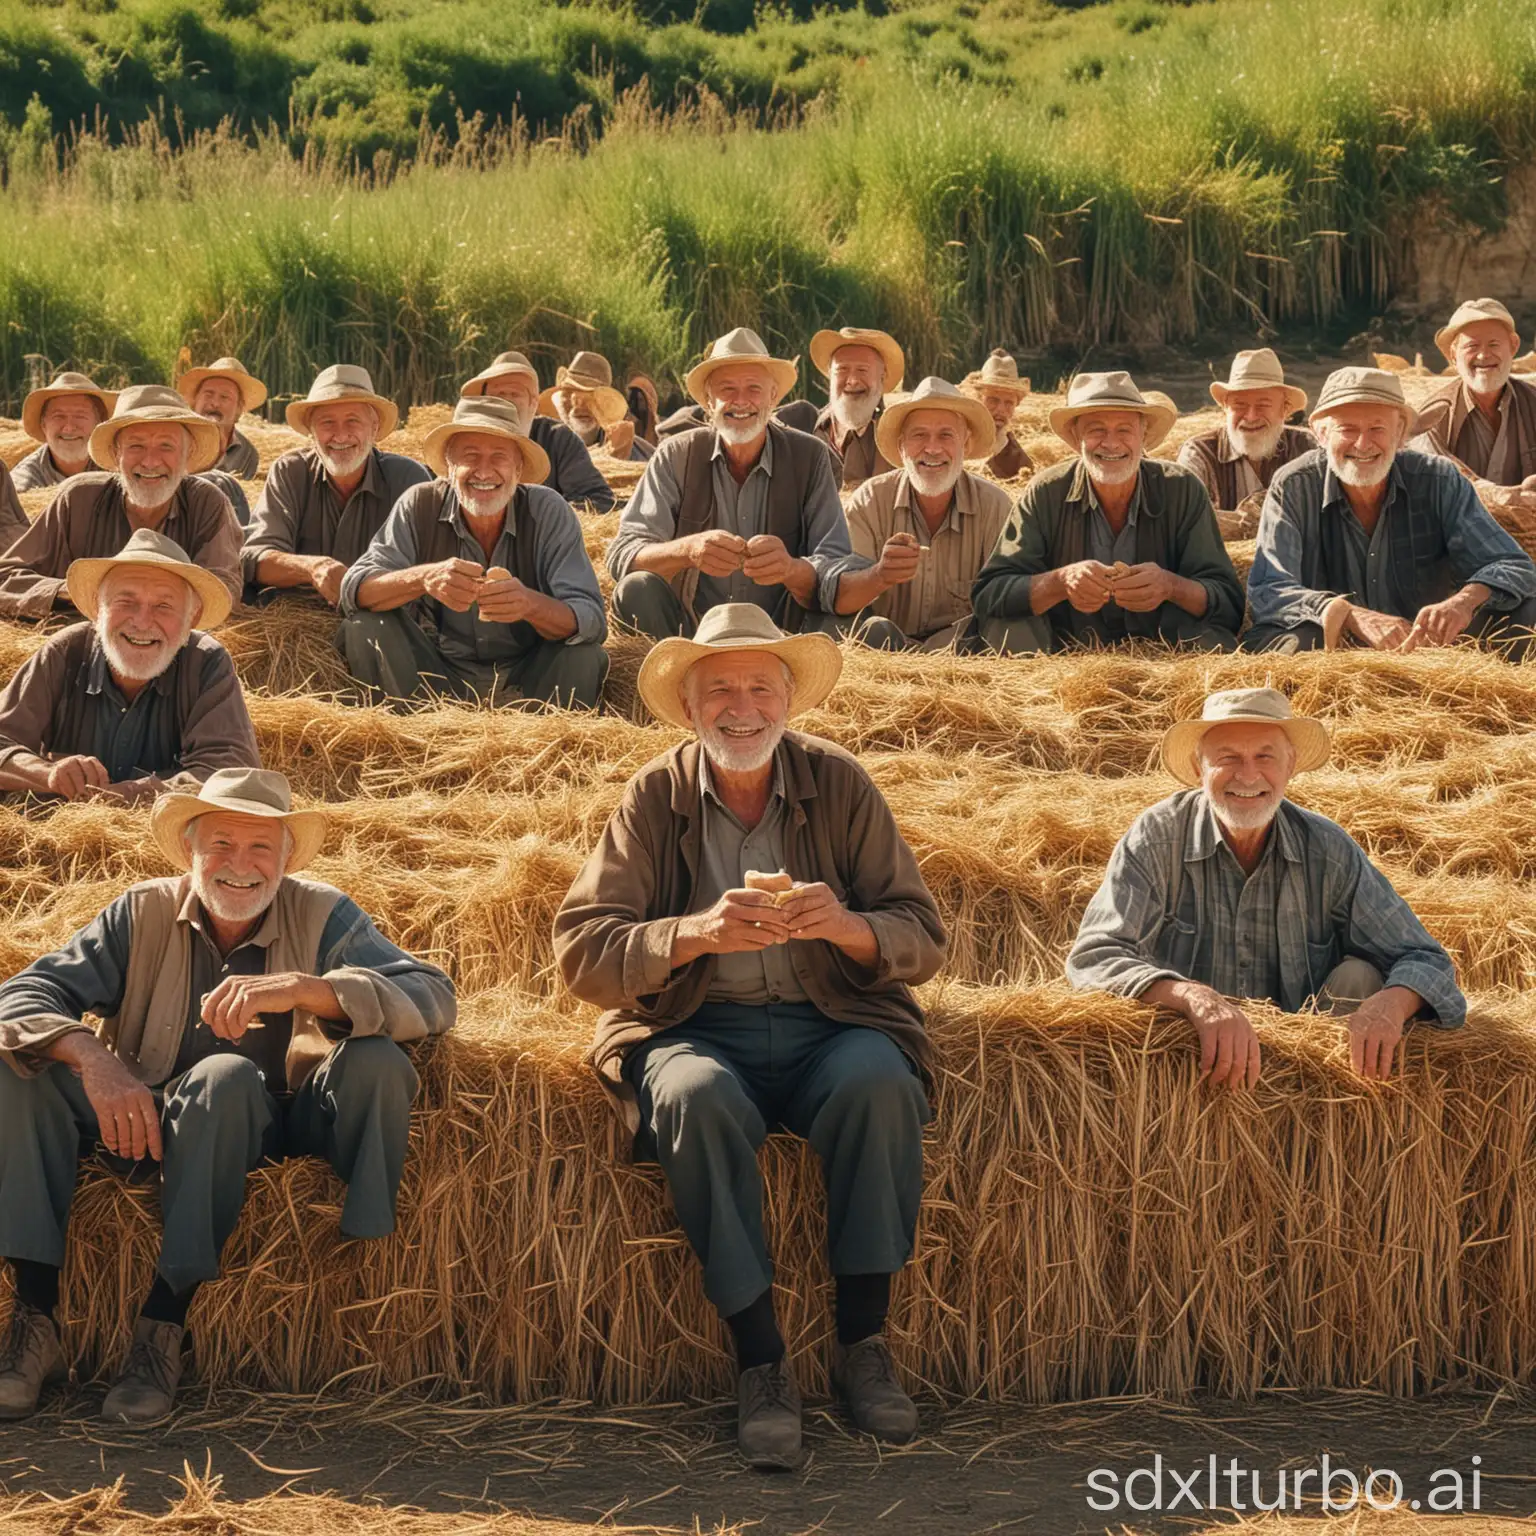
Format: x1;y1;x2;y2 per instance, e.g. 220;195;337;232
9;1259;60;1318
724;1287;785;1371
835;1272;890;1346
140;1275;197;1329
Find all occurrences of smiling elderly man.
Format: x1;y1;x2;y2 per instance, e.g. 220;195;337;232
810;326;905;488
971;372;1243;653
610;328;857;641
554;604;945;1468
539;351;653;463
1245;367;1536;656
1067;689;1463;1088
178;356;265;481
10;372;118;494
340;397;608;709
243;365;430;607
0;387;241;622
961;349;1034;481
0;530;257;804
0;767;455;1425
833;377;1011;650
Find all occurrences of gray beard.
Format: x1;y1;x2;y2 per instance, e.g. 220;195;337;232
697;717;786;775
95;612;186;682
832;392;879;435
1080;446;1140;487
903;453;963;498
120;467;186;512
1463;362;1511;398
1228;421;1285;462
713;403;772;446
1328;446;1394;488
316;444;371;479
190;863;281;925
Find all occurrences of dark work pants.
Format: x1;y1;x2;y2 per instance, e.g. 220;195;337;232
1243;593;1536;659
610;571;845;641
978;607;1238;655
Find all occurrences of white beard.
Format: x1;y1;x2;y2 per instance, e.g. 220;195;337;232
1463;360;1512;399
1328;444;1394;488
1228;421;1285;462
831;390;879;435
96;610;189;683
120;465;186;512
452;470;516;521
903;452;963;498
712;402;772;447
697;715;786;774
1081;445;1140;487
190;859;282;925
1208;788;1283;834
315;443;372;479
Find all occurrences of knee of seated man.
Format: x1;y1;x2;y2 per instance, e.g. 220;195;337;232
176;1052;268;1104
1323;956;1386;1007
646;1052;755;1136
323;1036;419;1101
819;1032;926;1119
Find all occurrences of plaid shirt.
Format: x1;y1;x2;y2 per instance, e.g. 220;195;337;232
1066;789;1464;1025
1248;447;1536;630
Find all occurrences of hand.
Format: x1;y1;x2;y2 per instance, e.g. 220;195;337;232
676;888;791;956
477;574;538;625
45;754;110;801
1109;562;1175;613
1346;605;1413;651
78;1049;162;1161
1347;993;1406;1080
777;881;861;945
875;533;922;588
311;557;348;607
201;971;323;1041
423;557;485;613
1059;561;1115;613
604;420;636;459
1184;985;1262;1090
689;530;748;577
741;535;796;587
1401;592;1477;651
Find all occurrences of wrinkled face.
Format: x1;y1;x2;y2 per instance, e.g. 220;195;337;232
900;408;966;498
555;387;601;439
979;388;1019;434
1199;722;1296;834
828;345;885;432
1453;320;1515;399
683;651;793;774
115;424;191;510
707;364;776;447
1317;404;1404;489
187;812;291;926
1224;387;1288;461
482;373;538;426
1076;410;1145;487
95;565;197;682
446;432;520;520
42;394;107;464
191;377;244;426
309;400;379;478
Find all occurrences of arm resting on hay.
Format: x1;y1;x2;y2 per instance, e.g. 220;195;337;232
314;895;457;1042
1247;474;1340;631
1167;477;1245;632
1432;461;1536;610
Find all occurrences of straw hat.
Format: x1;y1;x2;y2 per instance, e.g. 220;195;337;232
460;351;540;402
151;767;328;874
285;364;399;439
21;372;119;442
1210;349;1307;416
421;396;551;484
961;348;1031;397
88;385;223;475
1435;297;1521;364
637;603;843;731
809;327;905;392
1048;371;1177;450
537;351;629;427
874;376;997;465
1309;367;1416;434
1160;687;1330;787
177;357;268;415
66;527;233;630
685;328;799;408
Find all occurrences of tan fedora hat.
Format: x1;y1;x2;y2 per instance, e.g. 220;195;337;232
537;351;629;427
88;384;223;475
637;602;843;731
1435;297;1521;364
809;327;906;392
1309;367;1416;434
460;350;540;401
21;372;119;442
1160;687;1330;788
66;526;233;630
421;396;551;484
961;348;1031;397
685;328;799;408
1210;348;1307;416
177;357;268;416
875;376;997;465
151;767;328;875
285;364;399;439
1048;371;1177;450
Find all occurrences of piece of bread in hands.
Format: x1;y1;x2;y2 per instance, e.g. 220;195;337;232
745;869;795;906
484;566;512;582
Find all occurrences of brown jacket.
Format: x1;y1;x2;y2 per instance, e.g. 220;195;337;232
985;433;1034;482
1175;423;1316;510
814;406;895;487
0;460;25;551
1411;375;1536;486
553;731;947;1131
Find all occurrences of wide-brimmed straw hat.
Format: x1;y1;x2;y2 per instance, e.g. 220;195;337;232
685;328;799;408
151;767;328;875
637;603;843;731
1309;367;1416;434
460;351;540;402
874;376;997;465
285;364;399;440
537;351;629;427
1160;687;1330;787
1048;371;1177;450
1435;297;1521;364
88;385;223;475
21;372;119;442
421;396;551;484
961;348;1031;397
809;327;905;392
1210;349;1307;416
66;527;233;630
177;357;268;415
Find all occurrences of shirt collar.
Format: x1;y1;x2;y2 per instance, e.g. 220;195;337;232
1188;792;1302;866
1066;458;1145;520
711;425;774;476
700;748;786;812
442;486;518;550
1321;454;1406;517
1460;379;1511;422
309;445;382;500
176;878;286;951
83;628;178;702
895;470;973;531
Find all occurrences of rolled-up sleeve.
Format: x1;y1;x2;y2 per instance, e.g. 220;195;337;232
1066;826;1187;999
607;452;683;581
338;495;419;614
315;896;456;1042
1248;475;1335;629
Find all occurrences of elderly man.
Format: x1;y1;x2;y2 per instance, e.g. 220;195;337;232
243;365;429;606
961;349;1034;480
1068;689;1463;1087
340;397;608;709
811;326;905;488
0;387;241;622
1245;367;1536;655
834;378;1011;650
460;351;617;512
971;372;1243;653
539;351;653;462
10;373;118;493
554;605;945;1466
178;357;265;480
0;767;454;1424
1176;349;1315;513
609;328;856;641
0;530;257;804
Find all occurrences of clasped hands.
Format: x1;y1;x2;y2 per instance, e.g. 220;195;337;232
688;531;799;587
422;557;537;623
1059;559;1176;613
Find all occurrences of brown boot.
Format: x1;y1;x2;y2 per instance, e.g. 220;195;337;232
100;1318;185;1425
0;1303;65;1420
736;1356;802;1470
833;1336;918;1444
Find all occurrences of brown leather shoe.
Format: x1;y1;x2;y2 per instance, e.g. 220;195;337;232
737;1356;802;1470
0;1303;65;1420
101;1318;185;1425
833;1336;918;1443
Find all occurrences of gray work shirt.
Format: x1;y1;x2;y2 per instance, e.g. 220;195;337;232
1084;479;1141;640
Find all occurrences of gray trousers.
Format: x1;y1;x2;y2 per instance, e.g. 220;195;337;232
339;609;609;709
1316;957;1386;1014
849;614;978;653
979;607;1238;655
611;571;845;641
0;1037;418;1294
625;1002;931;1318
1242;593;1536;659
